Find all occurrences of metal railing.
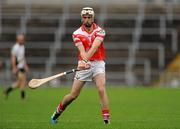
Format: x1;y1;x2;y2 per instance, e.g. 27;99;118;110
45;0;70;76
98;0;108;27
105;57;151;85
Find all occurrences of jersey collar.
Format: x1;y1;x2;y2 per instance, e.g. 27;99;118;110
81;23;98;34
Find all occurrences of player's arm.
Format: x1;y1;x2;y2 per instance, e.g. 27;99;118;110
23;49;29;72
85;38;102;60
76;45;91;70
11;46;18;74
72;35;90;70
24;59;29;72
11;54;17;74
75;38;102;70
84;29;105;60
75;38;102;61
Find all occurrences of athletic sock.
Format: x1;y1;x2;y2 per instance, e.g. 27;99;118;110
56;102;64;114
21;90;25;99
3;87;13;99
52;102;64;120
102;108;110;124
6;87;13;94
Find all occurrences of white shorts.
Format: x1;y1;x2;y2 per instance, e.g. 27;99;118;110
74;60;105;81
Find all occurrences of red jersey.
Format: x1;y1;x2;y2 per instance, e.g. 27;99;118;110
72;23;106;61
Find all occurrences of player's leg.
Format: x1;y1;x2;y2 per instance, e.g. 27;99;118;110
51;80;85;124
19;72;26;99
3;74;20;99
93;73;110;124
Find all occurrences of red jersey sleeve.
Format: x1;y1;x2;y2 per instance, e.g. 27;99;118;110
72;34;83;47
95;29;106;42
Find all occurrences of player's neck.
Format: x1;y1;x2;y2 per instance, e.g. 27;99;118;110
85;25;93;33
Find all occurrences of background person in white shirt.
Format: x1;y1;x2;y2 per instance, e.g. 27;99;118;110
4;34;29;99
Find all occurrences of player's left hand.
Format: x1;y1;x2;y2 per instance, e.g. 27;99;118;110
77;60;91;70
85;61;91;69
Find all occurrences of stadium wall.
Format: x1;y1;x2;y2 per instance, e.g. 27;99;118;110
3;0;167;6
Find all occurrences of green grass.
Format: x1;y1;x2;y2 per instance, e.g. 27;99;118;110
1;86;180;129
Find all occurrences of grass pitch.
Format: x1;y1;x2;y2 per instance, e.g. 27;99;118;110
0;86;180;129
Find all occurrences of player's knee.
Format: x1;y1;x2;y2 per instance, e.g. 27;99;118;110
97;86;105;95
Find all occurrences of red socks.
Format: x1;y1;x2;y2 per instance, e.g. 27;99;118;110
57;102;64;113
102;108;110;120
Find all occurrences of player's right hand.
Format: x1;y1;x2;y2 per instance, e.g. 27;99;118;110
77;60;91;70
12;67;18;74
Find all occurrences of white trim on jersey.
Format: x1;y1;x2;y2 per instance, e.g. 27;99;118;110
72;24;105;46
